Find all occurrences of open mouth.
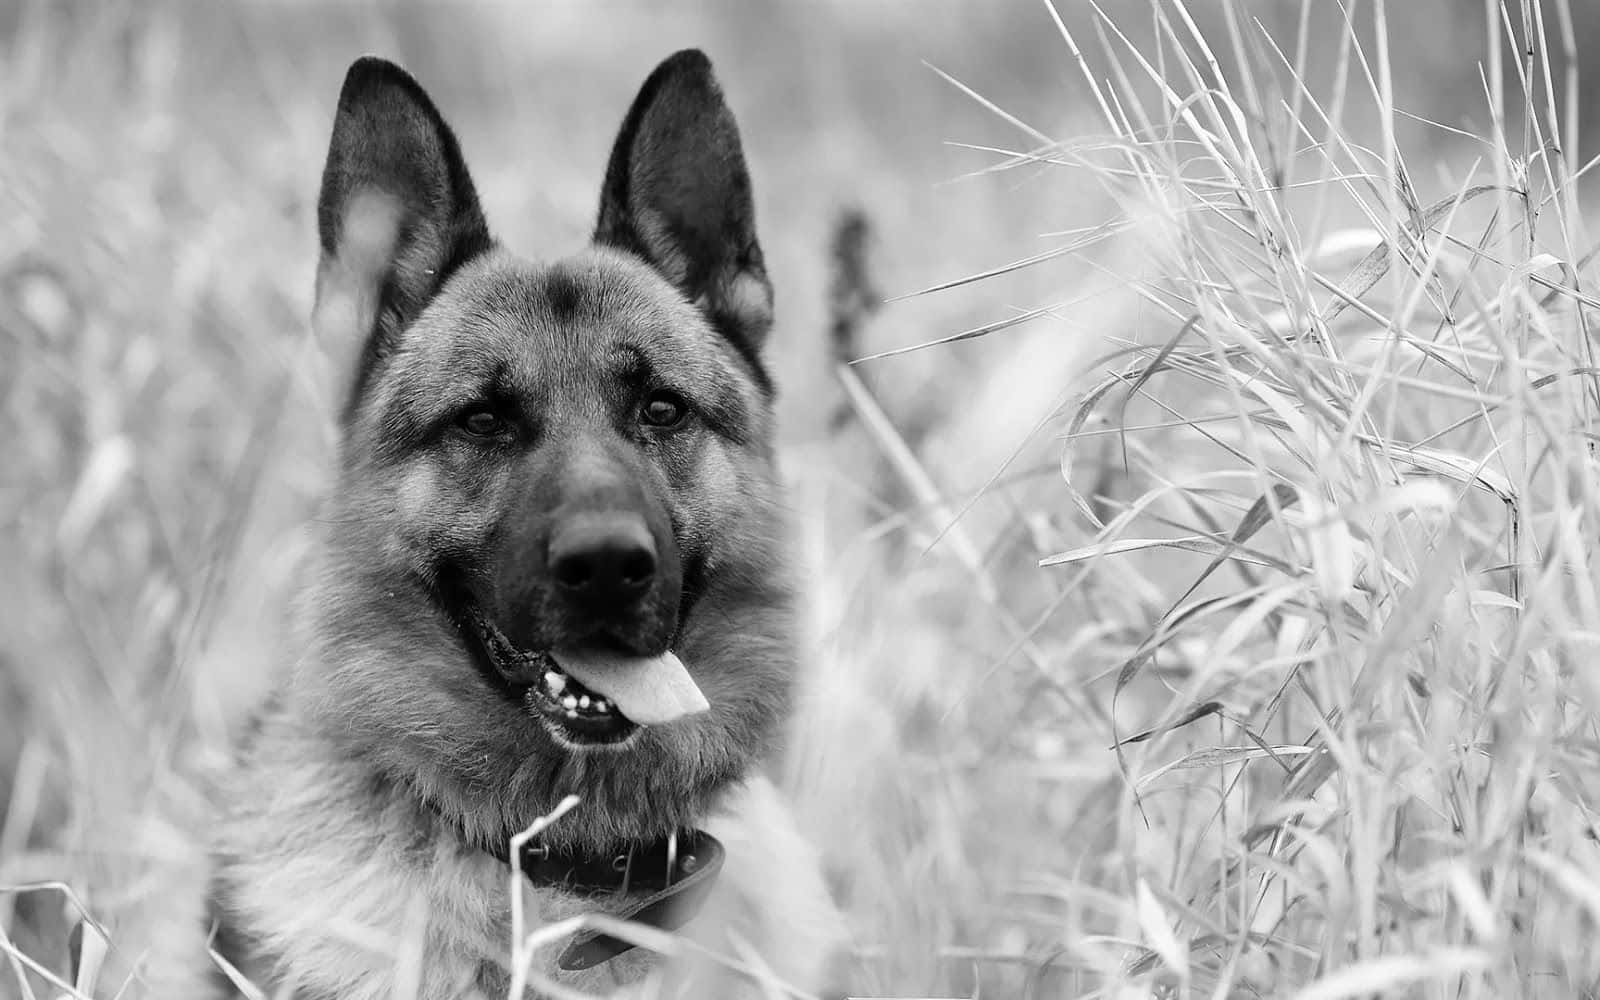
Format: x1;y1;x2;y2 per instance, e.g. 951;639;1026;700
454;598;708;748
524;663;637;745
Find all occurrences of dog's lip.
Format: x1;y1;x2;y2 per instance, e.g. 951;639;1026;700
459;601;553;687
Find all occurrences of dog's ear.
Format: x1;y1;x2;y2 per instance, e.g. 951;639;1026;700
314;57;492;403
594;50;772;355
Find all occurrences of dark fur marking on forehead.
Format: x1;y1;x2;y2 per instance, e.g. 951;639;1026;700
540;266;587;323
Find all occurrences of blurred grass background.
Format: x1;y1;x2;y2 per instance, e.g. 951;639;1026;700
5;0;1600;996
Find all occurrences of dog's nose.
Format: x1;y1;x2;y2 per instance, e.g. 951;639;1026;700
548;514;658;606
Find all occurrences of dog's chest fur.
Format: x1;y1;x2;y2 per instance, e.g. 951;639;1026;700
210;712;839;999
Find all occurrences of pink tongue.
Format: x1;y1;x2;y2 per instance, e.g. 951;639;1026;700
548;649;709;725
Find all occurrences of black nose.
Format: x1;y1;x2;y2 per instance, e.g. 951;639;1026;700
548;514;657;606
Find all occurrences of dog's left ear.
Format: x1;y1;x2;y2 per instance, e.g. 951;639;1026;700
594;50;772;354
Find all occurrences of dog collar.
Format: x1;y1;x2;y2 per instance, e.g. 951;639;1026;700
505;828;726;971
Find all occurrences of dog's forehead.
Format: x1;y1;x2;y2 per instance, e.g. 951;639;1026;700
411;248;733;383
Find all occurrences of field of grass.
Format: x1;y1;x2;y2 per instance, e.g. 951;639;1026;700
5;0;1600;997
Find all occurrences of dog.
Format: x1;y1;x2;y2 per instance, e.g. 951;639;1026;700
196;50;840;999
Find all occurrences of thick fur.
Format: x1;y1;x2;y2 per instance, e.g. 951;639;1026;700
201;51;839;998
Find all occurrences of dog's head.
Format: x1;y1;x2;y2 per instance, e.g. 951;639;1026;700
300;52;795;851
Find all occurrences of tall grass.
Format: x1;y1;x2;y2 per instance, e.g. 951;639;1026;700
808;0;1599;994
5;0;1600;997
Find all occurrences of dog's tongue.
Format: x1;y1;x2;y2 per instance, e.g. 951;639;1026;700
548;648;709;725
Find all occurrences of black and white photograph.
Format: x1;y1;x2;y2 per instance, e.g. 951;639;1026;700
3;1;1598;997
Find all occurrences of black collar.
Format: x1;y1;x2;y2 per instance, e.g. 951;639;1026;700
492;827;726;971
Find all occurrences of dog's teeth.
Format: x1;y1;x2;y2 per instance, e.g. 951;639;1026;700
545;671;566;694
594;699;609;713
565;709;578;719
562;695;578;710
578;695;591;709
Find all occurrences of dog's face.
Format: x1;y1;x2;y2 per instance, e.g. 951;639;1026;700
299;53;795;852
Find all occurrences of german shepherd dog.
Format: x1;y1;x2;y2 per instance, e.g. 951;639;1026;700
201;51;839;998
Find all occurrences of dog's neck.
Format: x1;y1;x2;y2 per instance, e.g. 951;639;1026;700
410;781;727;972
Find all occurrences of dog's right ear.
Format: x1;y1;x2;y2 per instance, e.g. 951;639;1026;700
314;57;491;406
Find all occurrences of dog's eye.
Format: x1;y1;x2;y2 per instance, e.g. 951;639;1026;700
640;390;689;428
458;409;510;438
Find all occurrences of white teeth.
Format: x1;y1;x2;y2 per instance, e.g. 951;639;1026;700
565;709;578;719
545;671;566;694
562;695;578;710
578;695;591;709
594;699;609;713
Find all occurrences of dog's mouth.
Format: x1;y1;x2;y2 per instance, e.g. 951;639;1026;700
525;658;637;745
456;600;709;748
